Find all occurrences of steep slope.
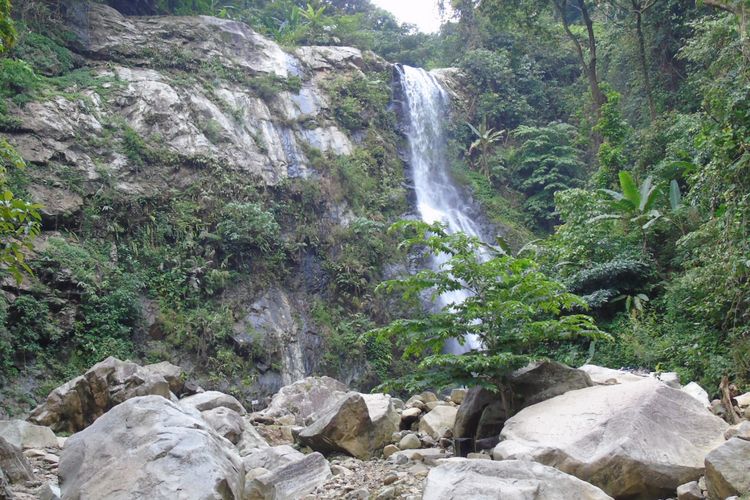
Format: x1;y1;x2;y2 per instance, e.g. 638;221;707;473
0;2;409;414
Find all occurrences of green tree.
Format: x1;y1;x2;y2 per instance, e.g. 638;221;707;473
467;118;506;180
368;220;608;395
0;0;15;53
510;122;584;231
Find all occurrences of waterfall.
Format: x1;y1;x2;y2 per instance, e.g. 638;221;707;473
398;65;485;354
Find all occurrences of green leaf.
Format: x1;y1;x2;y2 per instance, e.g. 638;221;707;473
618;171;639;208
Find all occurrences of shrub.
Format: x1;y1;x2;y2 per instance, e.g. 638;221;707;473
216;202;281;257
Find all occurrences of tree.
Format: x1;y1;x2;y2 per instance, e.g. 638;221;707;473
0;0;15;54
700;0;749;61
552;0;606;123
606;0;659;120
0;140;42;283
0;3;41;282
368;220;608;395
467;118;505;180
510;122;585;231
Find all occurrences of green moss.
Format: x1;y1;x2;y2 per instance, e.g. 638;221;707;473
13;31;76;76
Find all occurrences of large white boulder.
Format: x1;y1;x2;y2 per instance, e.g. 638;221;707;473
0;437;33;484
579;364;647;385
58;395;244;499
242;445;304;472
179;391;247;415
419;405;458;440
455;361;592;442
0;420;58;449
259;376;349;425
297;392;399;459
423;458;613;500
495;379;727;498
29;357;171;433
704;437;750;499
244;451;331;500
682;381;711;408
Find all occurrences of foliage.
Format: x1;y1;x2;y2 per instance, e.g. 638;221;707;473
216;202;282;262
467;118;506;180
0;139;41;283
509;122;584;230
0;0;15;54
368;220;608;392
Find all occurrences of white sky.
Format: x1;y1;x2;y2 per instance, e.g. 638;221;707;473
370;0;447;33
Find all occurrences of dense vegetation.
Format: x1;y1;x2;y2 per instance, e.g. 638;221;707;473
0;0;748;412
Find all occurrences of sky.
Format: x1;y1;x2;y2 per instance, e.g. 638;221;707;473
370;0;449;33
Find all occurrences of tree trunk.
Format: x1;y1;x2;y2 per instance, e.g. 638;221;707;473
633;1;657;121
554;0;605;145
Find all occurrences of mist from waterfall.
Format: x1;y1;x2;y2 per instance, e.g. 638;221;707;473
398;65;485;354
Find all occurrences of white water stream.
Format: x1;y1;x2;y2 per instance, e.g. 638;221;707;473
398;65;485;354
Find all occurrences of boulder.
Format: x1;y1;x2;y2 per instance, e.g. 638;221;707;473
144;361;185;395
579;364;646;385
179;391;247;415
652;371;681;388
297;392;398;459
736;392;750;409
260;376;349;425
496;379;727;498
682;381;711;408
202;406;245;444
676;481;703;500
453;387;504;442
0;420;58;449
419;405;457;440
400;407;421;428
29;357;171;433
704;437;750;499
58;395;244;499
724;420;750;440
454;361;592;442
0;437;33;483
449;388;466;404
508;360;593;409
244;451;331;500
399;433;421;450
236;417;270;455
242;445;304;472
423;459;613;500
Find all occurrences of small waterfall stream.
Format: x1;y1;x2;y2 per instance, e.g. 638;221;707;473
398;65;485;354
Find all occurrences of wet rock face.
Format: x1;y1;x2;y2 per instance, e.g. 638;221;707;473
234;288;308;386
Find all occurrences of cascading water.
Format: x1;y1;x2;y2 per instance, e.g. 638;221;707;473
398;65;486;354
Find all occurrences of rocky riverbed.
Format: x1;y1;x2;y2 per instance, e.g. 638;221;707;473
1;356;749;499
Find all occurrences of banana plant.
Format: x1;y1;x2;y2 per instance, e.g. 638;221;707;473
592;171;662;228
590;170;666;252
467;119;506;180
297;3;327;26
